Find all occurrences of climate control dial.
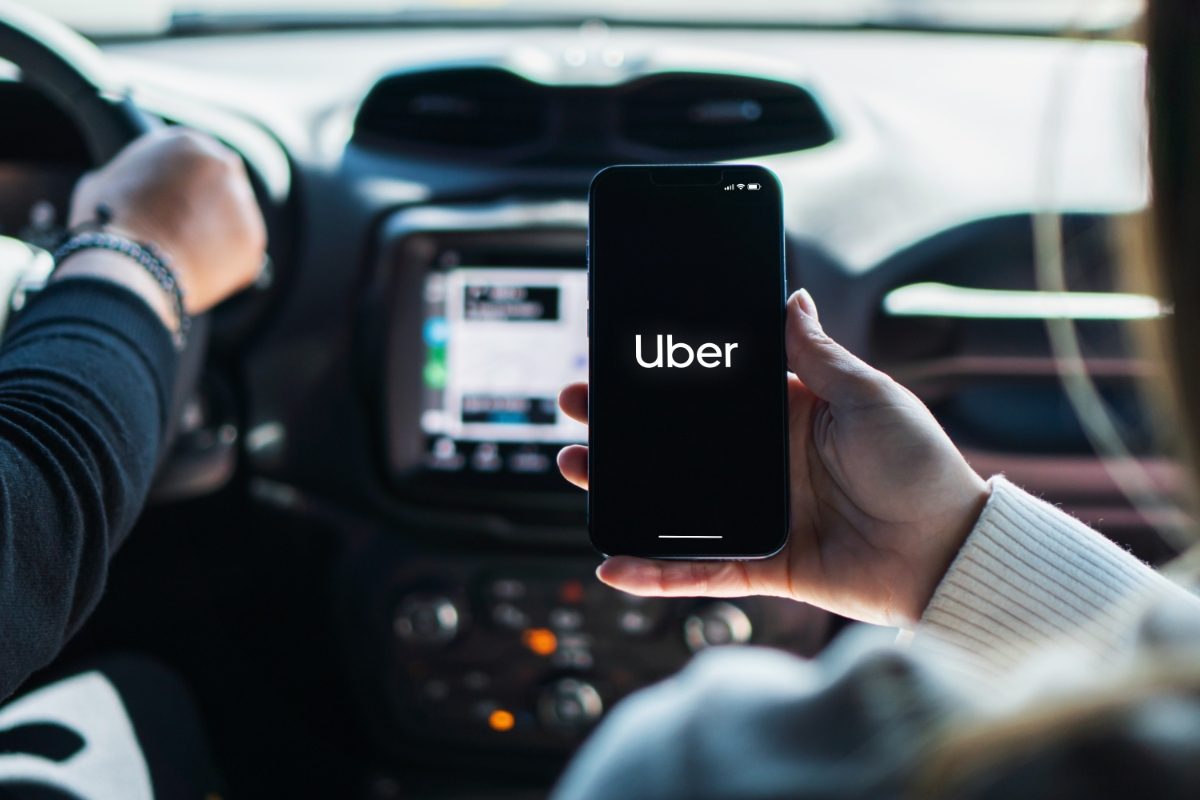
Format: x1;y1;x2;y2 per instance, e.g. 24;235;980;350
393;594;461;645
683;601;752;651
538;678;604;732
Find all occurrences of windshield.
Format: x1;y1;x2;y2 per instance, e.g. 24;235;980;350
28;0;1144;37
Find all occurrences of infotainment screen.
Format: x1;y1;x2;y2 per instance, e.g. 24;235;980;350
419;266;588;475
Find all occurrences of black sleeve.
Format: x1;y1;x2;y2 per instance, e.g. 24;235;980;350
0;278;178;701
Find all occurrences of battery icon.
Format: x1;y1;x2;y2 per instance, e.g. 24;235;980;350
747;183;762;191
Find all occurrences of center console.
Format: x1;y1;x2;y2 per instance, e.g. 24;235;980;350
340;547;831;759
344;201;834;762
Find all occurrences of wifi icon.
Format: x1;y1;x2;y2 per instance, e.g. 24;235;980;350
737;183;745;190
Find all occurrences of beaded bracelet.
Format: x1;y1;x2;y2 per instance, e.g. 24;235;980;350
53;229;190;350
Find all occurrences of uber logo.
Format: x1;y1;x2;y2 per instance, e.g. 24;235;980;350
635;334;739;369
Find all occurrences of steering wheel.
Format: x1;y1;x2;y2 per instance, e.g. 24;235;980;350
0;0;210;459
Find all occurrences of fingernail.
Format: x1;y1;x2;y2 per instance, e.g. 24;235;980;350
796;287;819;321
595;563;625;590
597;557;654;585
596;558;629;582
595;558;621;581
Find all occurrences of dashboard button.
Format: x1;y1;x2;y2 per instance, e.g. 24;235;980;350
471;442;502;472
549;607;584;630
423;678;450;702
393;594;461;645
618;608;654;636
509;447;551;473
683;601;752;651
491;602;530;629
552;632;594;669
558;579;585;604
490;578;527;600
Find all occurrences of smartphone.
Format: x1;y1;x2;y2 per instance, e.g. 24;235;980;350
587;164;789;559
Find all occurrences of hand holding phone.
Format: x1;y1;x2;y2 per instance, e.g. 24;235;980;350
560;290;992;628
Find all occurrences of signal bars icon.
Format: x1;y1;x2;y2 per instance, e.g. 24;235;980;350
723;183;748;191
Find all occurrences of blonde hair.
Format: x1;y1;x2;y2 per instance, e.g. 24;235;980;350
913;2;1200;792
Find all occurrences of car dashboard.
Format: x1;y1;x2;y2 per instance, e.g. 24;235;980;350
0;21;1170;798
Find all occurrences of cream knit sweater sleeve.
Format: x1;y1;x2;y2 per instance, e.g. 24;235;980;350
915;476;1198;676
554;477;1200;800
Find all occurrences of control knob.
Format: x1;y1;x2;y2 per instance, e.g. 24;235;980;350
683;601;752;651
393;594;461;645
538;678;603;731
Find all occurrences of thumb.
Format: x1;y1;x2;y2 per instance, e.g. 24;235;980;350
786;289;885;405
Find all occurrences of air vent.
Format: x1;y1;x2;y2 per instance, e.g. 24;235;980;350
618;73;834;159
354;67;549;154
868;216;1158;456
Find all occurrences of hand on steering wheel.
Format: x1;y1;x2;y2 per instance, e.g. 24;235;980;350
558;290;991;628
66;128;267;315
1;3;266;460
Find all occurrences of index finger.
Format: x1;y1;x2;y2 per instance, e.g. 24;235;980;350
559;382;588;425
596;556;787;599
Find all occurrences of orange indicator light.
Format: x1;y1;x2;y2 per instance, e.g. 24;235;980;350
488;709;515;732
522;627;558;656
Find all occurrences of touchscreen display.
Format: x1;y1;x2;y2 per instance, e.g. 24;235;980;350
587;166;788;556
420;266;587;474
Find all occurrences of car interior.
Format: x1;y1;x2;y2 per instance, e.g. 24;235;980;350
0;0;1172;797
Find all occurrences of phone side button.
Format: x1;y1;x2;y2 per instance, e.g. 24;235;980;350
587;306;591;338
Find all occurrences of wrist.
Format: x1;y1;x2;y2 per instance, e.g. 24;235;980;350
906;475;992;624
104;223;196;308
52;230;190;348
52;250;182;335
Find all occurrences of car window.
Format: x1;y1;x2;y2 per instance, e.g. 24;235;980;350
28;0;1145;37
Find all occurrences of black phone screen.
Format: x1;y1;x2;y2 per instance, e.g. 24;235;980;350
587;165;789;558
